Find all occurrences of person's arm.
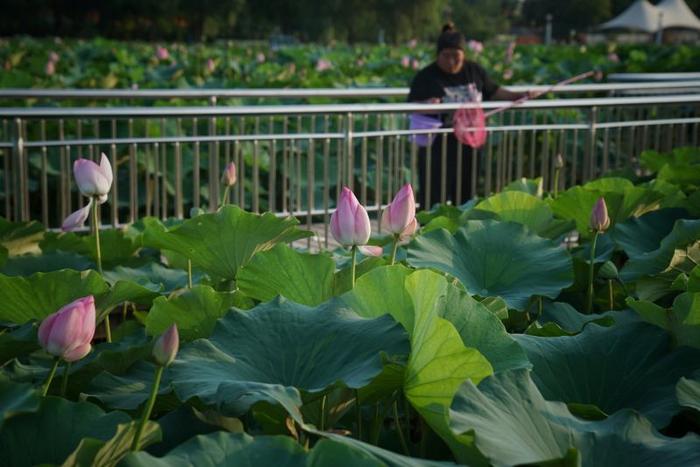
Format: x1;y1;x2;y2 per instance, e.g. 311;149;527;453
491;87;531;101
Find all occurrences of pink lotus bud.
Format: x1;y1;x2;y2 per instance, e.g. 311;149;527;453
45;60;55;76
399;217;419;244
206;58;216;73
48;51;60;63
74;153;113;198
607;53;619;63
408;39;418;48
330;187;372;247
316;59;332;72
468;40;484;55
412;59;420;70
381;184;416;235
153;324;179;367
61;200;92;231
156;46;170;61
401;56;410;68
38;296;96;362
224;162;237;186
590;197;610;232
256;52;266;63
554;153;564;169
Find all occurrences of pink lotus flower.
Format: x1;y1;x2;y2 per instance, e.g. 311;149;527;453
331;187;382;256
38;296;96;362
155;46;170;61
607;52;620;63
48;51;60;63
590;197;610;232
382;184;416;235
316;59;332;72
45;60;55;76
74;153;113;198
401;55;410;68
398;217;419;244
408;39;418;48
468;40;484;55
224;162;237;186
206;58;216;73
412;59;420;70
256;52;266;63
152;324;179;367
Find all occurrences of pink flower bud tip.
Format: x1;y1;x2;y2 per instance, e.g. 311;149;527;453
153;324;179;367
330;187;372;248
224;162;237;187
590;197;610;232
38;296;96;362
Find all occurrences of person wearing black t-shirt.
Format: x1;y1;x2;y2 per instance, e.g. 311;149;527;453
409;23;529;207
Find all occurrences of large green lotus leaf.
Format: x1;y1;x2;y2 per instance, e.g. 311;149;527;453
142;206;312;280
82;361;172;410
0;397;130;467
610;208;689;259
549;186;664;239
0;218;44;256
513;322;700;428
237;244;335;306
62;420;161;467
122;431;434;467
619;219;700;281
0;380;39;429
40;229;140;268
474;191;572;238
169;298;409;418
627;292;700;349
145;285;239;342
102;263;192;295
407;221;574;310
0;323;39;365
403;270;493;466
536;301;626;334
689;265;700;292
503;177;543;196
0;245;6;268
0;269;108;323
583;177;635;193
0;251;94;276
449;369;700;467
677;371;700;413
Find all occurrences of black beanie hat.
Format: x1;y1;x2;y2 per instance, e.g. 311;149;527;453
437;22;464;52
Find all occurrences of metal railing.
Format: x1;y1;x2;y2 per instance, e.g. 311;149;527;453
1;91;698;246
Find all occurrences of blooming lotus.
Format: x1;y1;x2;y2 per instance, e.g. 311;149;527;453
468;40;484;55
316;59;332;72
590;197;610;232
401;56;410;68
38;296;96;362
156;46;169;60
153;324;179;367
74;153;113;198
331;187;382;256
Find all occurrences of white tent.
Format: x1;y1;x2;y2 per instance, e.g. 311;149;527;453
600;0;661;33
657;0;700;30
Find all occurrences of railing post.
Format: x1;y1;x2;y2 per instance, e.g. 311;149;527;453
12;118;28;221
209;96;219;211
584;106;598;183
345;112;354;190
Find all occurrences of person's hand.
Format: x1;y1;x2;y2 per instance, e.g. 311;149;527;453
424;97;441;104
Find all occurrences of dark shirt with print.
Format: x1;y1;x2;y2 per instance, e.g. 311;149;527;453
408;61;499;126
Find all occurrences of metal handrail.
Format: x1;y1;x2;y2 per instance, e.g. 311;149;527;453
2;94;700;119
2;80;700;100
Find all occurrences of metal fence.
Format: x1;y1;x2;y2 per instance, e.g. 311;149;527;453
1;87;699;246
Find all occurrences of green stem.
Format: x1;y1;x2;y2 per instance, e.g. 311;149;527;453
221;185;231;206
355;389;362;440
320;394;327;431
41;358;60;397
553;168;561;198
187;260;193;289
608;279;614;310
131;365;164;451
617;278;630;298
393;399;410;456
586;231;599;314
350;246;357;288
389;235;399;266
60;361;71;397
92;199;110;343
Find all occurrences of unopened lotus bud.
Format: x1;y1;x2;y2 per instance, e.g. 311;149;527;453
589;197;610;232
554;154;564;169
152;324;179;367
38;296;96;362
598;261;618;280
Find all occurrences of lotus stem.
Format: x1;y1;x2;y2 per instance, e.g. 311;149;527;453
586;231;599;314
60;361;71;397
320;394;327;431
608;279;614;310
393;399;410;455
221;186;231;206
351;245;358;288
553;168;561;198
389;235;399;266
131;364;164;451
41;357;60;397
92;198;110;342
355;389;362;440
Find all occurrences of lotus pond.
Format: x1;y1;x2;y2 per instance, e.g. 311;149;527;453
0;146;699;466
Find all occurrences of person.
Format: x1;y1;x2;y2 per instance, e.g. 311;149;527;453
408;22;530;207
